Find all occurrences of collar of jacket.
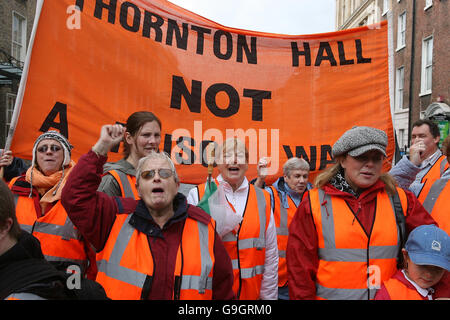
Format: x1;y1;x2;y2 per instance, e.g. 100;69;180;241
273;177;310;208
322;178;386;203
103;158;136;176
9;175;40;198
129;193;211;237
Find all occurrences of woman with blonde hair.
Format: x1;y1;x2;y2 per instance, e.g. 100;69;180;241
287;126;436;300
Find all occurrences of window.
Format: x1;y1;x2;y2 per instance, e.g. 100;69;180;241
383;0;389;15
420;36;433;95
397;12;406;50
5;94;16;138
396;67;405;109
12;12;27;62
425;0;433;10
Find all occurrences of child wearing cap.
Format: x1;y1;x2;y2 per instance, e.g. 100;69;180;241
375;225;450;300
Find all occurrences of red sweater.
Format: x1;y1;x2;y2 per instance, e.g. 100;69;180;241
61;150;235;300
287;180;437;300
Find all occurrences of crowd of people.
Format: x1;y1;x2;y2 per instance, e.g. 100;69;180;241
0;113;449;300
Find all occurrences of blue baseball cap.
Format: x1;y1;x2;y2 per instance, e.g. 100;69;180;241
405;225;449;271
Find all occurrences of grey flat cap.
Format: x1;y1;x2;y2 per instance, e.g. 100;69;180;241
332;126;388;158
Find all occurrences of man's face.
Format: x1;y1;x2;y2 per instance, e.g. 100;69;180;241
411;124;440;159
137;157;179;212
284;169;309;194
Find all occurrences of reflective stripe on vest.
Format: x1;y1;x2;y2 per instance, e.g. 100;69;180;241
417;155;449;203
108;170;140;199
209;184;269;300
268;185;297;287
422;178;450;234
96;214;215;300
311;188;406;300
13;194;88;273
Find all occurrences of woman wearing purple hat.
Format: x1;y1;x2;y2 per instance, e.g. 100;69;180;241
287;126;437;300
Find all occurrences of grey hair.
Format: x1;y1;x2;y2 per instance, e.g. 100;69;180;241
283;157;310;177
135;151;179;184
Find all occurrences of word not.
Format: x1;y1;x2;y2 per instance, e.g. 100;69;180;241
170;76;271;121
73;0;257;64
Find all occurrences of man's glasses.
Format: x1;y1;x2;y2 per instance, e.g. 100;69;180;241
37;144;62;153
140;168;173;180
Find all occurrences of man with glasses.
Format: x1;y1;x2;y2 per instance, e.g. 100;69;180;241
61;124;235;300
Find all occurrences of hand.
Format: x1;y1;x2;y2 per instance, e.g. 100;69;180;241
257;157;270;179
0;150;13;168
409;139;426;166
92;124;125;156
254;157;270;188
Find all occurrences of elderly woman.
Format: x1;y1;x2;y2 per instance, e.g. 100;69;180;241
61;124;235;300
254;157;312;300
187;138;279;300
9;131;96;279
98;111;162;199
286;126;436;300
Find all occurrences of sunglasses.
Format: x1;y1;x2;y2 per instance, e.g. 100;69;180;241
140;168;173;180
37;144;62;153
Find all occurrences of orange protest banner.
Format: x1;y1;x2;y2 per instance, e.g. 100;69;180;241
8;0;394;184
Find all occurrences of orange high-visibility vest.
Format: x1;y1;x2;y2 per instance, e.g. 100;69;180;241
382;277;425;300
422;177;450;234
309;187;407;300
197;182;271;300
417;155;448;203
107;170;140;199
13;195;89;274
267;186;297;287
96;213;216;300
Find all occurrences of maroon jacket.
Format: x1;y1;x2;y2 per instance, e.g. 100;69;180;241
61;150;235;300
287;180;437;300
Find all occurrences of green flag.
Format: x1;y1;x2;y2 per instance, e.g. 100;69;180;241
197;180;217;215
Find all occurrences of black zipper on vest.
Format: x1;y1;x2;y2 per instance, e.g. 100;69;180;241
141;236;156;300
173;234;184;300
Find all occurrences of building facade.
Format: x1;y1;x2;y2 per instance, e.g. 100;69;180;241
336;0;449;152
0;0;36;148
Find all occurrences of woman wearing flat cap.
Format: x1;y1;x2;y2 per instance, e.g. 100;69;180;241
286;126;437;300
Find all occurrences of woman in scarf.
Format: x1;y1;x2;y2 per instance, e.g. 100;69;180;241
286;126;437;300
9;131;96;279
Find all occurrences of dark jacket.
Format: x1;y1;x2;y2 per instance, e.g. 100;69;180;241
0;231;107;300
61;150;235;300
